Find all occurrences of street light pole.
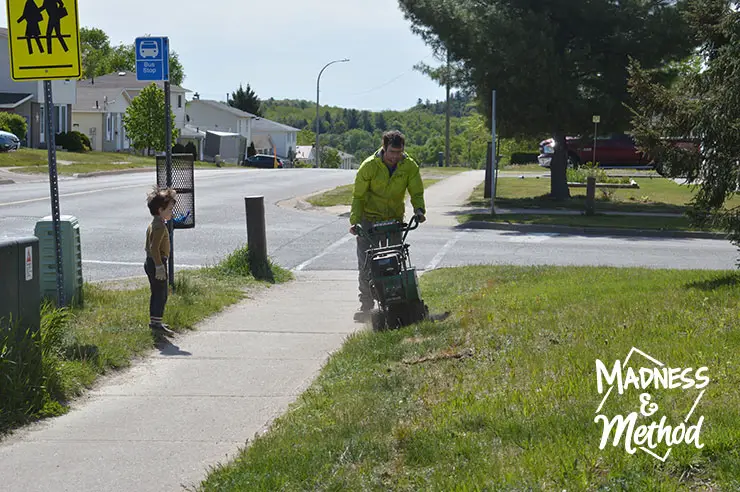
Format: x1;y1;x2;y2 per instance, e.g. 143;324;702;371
316;58;349;168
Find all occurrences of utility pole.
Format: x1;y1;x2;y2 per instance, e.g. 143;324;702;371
445;51;451;167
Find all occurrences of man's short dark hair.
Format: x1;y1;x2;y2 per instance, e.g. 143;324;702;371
382;130;405;149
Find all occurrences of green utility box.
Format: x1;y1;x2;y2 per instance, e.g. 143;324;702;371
34;215;84;306
0;236;40;335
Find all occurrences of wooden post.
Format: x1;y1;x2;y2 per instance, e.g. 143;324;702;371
585;176;596;216
245;196;269;279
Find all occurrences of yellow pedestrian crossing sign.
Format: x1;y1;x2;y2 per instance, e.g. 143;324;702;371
5;0;81;81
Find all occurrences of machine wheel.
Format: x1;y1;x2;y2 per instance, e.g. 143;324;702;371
371;309;387;332
387;305;409;329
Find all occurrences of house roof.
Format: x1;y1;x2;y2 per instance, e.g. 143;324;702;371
73;87;128;112
251;117;300;133
180;124;206;139
189;99;257;119
207;129;242;138
77;71;190;93
0;92;33;109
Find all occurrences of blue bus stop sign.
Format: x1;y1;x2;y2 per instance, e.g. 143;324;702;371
135;37;169;82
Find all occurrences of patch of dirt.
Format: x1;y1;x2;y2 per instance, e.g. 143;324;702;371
94;276;149;291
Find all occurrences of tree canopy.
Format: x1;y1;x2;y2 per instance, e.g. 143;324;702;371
398;0;696;198
229;84;263;116
122;83;178;154
628;0;740;245
261;96;497;169
80;27;185;86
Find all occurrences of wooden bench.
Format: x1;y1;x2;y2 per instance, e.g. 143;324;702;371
571;178;640;215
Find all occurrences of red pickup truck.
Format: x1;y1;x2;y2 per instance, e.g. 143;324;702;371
538;133;652;168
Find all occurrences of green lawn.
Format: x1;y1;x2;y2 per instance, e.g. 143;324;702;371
2;148;225;175
470;177;740;214
0;148;156;168
199;265;740;490
460;212;720;232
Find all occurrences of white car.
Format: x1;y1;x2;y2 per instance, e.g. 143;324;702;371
139;40;159;58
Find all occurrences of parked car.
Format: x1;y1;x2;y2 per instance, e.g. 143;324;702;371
242;154;286;169
538;133;651;168
0;131;21;152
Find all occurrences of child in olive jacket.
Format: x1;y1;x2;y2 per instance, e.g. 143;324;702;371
145;187;177;337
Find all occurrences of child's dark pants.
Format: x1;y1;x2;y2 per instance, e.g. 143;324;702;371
144;257;168;319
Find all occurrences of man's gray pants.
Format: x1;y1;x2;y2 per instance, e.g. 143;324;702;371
356;219;401;305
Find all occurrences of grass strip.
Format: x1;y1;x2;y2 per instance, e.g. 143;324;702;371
199;265;740;490
0;246;291;435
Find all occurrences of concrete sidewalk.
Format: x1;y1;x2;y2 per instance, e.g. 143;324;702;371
0;271;362;492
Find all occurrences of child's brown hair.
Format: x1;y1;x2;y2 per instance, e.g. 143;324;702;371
146;187;177;216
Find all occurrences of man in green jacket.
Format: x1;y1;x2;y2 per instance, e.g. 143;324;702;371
350;130;426;320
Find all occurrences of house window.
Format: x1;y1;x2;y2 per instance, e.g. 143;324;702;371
58;105;67;133
106;114;112;141
39;105;45;143
177;95;182;108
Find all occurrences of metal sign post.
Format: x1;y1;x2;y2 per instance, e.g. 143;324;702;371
165;79;174;288
7;0;82;307
592;115;600;166
490;89;498;215
135;36;173;287
44;81;65;306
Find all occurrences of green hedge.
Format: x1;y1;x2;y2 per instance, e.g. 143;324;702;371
56;131;92;152
0;112;27;141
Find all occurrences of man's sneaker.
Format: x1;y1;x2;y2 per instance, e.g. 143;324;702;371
353;301;374;322
150;322;176;337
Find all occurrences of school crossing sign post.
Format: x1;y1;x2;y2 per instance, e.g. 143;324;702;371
6;0;82;307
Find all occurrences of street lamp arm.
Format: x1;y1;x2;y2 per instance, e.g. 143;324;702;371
316;58;349;168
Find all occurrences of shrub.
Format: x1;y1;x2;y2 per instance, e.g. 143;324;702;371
172;143;186;154
294;160;313;168
55;131;90;152
78;131;92;150
510;152;539;165
0;112;28;141
184;141;197;161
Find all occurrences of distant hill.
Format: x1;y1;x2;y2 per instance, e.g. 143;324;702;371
260;92;492;167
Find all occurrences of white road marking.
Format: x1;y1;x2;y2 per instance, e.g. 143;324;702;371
83;260;201;269
293;234;354;271
425;231;465;271
0;169;254;208
0;183;146;207
507;233;558;244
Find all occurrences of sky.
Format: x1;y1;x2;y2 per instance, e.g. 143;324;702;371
0;0;448;112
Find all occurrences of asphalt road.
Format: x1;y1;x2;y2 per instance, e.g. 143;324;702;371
1;168;737;285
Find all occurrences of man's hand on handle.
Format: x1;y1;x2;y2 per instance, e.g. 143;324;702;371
349;225;358;236
414;208;426;223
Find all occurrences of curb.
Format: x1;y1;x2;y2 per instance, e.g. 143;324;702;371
458;220;728;240
73;167;155;178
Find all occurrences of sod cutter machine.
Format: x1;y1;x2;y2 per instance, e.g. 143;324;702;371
356;215;429;331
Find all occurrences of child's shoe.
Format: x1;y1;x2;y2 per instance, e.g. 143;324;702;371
150;322;176;337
